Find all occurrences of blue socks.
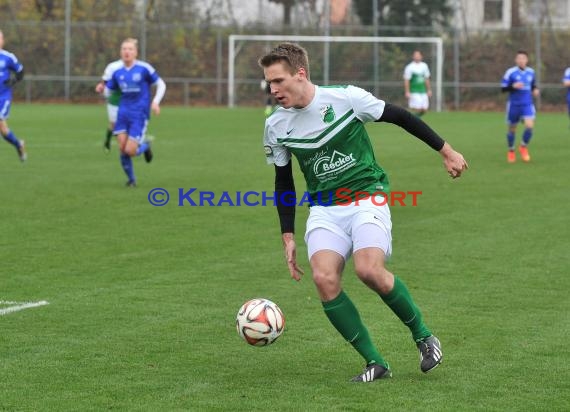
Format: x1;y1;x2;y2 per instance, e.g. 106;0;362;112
136;142;149;156
120;154;135;182
522;128;533;146
2;131;20;149
507;131;515;149
508;129;533;149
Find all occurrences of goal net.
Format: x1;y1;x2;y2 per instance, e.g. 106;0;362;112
228;34;443;111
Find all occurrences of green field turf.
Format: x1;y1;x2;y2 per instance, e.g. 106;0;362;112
1;104;569;411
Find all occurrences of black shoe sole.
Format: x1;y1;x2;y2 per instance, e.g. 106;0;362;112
144;148;153;163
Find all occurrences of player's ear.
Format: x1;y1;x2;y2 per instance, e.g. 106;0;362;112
297;67;307;80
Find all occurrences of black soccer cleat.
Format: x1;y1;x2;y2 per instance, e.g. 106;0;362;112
125;180;137;188
417;335;443;373
350;363;392;383
103;138;111;153
144;146;153;163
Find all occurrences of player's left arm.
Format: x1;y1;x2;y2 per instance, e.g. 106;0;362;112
5;58;24;86
5;68;24;87
377;104;468;179
425;77;432;97
424;65;432;97
151;77;166;115
531;78;540;97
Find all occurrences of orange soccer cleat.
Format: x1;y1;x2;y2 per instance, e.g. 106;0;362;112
519;146;531;162
507;150;516;163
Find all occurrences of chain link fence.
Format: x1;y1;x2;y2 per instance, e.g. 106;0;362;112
0;0;568;111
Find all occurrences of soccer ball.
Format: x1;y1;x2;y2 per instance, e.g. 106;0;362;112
236;298;285;346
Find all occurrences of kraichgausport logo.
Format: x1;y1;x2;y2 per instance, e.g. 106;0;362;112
147;188;422;207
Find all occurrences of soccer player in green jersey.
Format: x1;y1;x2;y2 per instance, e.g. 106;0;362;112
403;50;432;117
260;43;468;382
95;59;123;152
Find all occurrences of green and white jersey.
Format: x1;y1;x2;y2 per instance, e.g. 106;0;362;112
102;59;123;106
403;61;430;94
264;85;389;204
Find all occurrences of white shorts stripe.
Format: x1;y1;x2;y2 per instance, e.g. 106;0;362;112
0;100;11;119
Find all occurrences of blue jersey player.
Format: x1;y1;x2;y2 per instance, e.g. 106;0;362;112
105;38;166;187
562;67;570;125
501;50;539;163
0;30;26;162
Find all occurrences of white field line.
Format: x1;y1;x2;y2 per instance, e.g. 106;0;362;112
0;300;50;316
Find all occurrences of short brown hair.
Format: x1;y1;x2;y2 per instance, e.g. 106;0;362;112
122;37;138;48
258;43;310;79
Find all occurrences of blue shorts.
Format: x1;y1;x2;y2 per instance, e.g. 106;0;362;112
506;102;535;125
114;110;148;143
0;99;12;120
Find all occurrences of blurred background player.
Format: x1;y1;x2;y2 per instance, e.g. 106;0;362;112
562;66;570;127
403;50;432;117
261;78;275;116
0;30;26;162
105;38;166;187
95;58;123;153
501;50;539;163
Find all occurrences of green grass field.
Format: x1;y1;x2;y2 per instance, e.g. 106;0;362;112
1;104;569;411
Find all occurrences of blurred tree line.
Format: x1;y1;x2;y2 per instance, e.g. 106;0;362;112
0;0;568;108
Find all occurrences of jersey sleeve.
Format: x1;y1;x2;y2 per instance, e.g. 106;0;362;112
106;72;118;90
501;69;512;87
8;54;23;73
102;63;115;81
347;85;385;123
263;122;291;166
423;63;431;78
563;68;570;82
145;64;160;84
403;64;412;80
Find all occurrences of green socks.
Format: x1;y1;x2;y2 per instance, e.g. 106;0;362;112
380;276;431;342
322;290;388;367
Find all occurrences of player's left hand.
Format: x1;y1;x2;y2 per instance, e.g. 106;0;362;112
151;102;160;115
440;142;468;179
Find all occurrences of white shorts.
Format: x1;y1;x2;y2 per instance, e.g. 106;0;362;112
107;104;118;124
408;93;429;110
305;196;392;261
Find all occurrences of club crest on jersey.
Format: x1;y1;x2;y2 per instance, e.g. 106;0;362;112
0;61;5;69
320;104;335;124
133;73;142;82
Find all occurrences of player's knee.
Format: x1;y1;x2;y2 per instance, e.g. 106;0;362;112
355;263;392;294
312;269;340;295
122;146;136;157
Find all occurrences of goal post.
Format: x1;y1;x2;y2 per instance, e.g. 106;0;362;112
228;34;443;111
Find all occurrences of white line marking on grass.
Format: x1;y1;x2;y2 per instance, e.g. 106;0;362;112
0;300;49;316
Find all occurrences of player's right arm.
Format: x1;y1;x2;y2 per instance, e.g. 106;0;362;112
501;68;522;92
403;64;411;98
265;123;304;281
4;54;24;87
564;69;570;87
275;162;303;281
